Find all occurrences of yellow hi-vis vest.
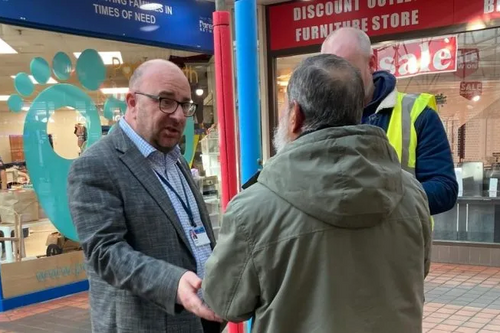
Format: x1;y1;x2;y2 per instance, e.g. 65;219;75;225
386;92;438;230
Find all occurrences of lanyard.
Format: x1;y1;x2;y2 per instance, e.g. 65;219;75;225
154;169;197;228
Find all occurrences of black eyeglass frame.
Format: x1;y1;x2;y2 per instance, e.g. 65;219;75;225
134;92;198;117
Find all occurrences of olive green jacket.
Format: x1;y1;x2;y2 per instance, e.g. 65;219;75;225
203;125;432;333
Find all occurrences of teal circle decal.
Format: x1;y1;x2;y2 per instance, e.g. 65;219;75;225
76;49;106;91
52;52;73;81
30;57;51;84
7;94;24;113
14;73;35;97
24;84;102;241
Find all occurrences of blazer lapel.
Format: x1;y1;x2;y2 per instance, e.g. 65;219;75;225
112;127;194;257
177;160;217;247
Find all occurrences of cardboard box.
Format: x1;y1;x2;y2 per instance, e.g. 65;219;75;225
0;189;39;223
38;205;47;220
0;251;87;299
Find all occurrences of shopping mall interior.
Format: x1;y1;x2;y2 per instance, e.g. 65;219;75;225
0;23;219;260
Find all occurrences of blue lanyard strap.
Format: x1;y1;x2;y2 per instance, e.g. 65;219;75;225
154;169;197;228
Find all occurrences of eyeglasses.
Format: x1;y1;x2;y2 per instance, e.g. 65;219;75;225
134;92;197;117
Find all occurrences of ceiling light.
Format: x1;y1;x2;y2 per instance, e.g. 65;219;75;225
140;3;162;10
100;87;129;94
196;89;204;96
472;95;481;102
0;38;17;54
467;20;486;31
10;75;57;84
0;95;9;101
73;51;123;65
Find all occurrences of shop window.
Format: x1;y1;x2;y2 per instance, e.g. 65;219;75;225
275;28;500;244
0;23;221;277
394;29;500;244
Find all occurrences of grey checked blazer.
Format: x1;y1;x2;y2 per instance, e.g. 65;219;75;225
68;125;221;333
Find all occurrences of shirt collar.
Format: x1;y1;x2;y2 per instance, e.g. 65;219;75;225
119;118;182;168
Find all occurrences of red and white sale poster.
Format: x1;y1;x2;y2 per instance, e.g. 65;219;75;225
374;35;458;78
454;48;480;79
459;81;483;100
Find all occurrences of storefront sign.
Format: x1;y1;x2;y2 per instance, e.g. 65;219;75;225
0;0;214;53
1;251;86;299
374;36;457;78
460;81;483;100
268;0;500;51
455;48;480;79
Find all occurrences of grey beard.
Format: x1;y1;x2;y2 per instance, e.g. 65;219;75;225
272;120;290;154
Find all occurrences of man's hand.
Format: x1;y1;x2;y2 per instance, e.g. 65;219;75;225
177;271;223;322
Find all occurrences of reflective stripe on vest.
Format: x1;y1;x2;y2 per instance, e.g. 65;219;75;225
386;92;438;230
387;92;437;174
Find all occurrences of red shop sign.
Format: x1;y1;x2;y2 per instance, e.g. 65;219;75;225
374;36;457;78
454;48;480;79
268;0;500;51
459;81;482;100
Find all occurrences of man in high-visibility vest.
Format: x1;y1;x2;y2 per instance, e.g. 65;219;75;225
321;28;458;216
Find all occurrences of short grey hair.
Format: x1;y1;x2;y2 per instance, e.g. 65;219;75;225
287;54;364;131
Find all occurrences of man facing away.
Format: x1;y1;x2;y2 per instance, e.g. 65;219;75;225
321;27;458;217
203;54;432;333
68;59;222;333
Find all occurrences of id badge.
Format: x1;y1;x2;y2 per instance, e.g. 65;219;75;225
190;226;211;247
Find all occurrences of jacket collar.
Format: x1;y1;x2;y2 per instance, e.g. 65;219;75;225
109;125;196;255
375;86;398;114
109;124;217;250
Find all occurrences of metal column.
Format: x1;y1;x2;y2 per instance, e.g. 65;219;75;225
235;0;262;185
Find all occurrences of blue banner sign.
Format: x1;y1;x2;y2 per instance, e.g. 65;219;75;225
0;0;214;53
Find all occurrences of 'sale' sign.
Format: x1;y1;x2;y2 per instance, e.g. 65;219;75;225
374;35;458;78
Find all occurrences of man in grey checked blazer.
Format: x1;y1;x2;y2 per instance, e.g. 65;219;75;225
68;59;223;333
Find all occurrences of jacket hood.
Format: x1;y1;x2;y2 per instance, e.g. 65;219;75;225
363;71;397;120
258;125;405;229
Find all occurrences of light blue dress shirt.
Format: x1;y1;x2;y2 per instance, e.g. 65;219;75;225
119;119;212;280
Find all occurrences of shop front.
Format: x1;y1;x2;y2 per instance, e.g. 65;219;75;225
0;0;222;311
266;0;500;263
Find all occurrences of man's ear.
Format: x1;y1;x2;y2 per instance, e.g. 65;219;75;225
126;92;136;108
289;101;305;135
126;92;137;117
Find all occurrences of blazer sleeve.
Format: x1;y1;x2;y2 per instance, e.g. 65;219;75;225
202;198;260;322
67;153;187;315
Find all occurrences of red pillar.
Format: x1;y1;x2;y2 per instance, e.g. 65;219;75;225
212;10;244;333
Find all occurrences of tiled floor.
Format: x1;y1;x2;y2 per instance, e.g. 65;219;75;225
2;264;500;332
424;263;500;332
0;292;90;332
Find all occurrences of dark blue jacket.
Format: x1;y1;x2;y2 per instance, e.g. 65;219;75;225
363;71;458;215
